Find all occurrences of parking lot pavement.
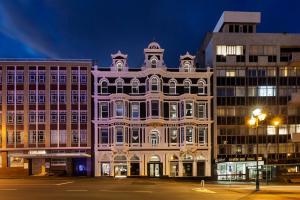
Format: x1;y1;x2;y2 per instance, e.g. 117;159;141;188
0;178;299;200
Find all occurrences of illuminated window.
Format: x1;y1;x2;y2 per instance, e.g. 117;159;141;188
169;102;177;119
258;86;276;96
185;101;193;117
150;130;159;146
116;61;123;71
116;101;124;117
226;70;236;77
186;127;193;143
216;45;243;56
267;126;275;135
131;102;139;119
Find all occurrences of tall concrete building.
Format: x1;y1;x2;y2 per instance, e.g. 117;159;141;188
93;42;213;177
199;11;300;181
0;60;92;176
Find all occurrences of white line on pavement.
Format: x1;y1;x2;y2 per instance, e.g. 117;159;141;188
65;189;88;192
0;189;17;191
56;181;74;186
99;190;152;193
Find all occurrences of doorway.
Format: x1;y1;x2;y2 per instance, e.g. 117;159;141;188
148;162;162;177
197;161;205;176
183;162;193;176
114;164;127;177
130;163;140;176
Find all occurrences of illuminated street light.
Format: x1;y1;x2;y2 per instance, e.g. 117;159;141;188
247;108;267;192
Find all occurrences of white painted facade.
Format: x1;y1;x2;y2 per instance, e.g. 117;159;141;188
93;42;213;177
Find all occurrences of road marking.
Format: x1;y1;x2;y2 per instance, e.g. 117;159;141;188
99;190;152;193
0;189;17;191
192;188;216;193
56;181;74;186
65;190;88;192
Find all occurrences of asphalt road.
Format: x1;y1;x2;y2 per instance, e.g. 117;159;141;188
0;178;299;200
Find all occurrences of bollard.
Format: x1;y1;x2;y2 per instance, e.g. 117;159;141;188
201;180;205;189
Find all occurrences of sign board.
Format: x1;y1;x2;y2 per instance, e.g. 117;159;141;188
24;163;28;169
45;162;50;169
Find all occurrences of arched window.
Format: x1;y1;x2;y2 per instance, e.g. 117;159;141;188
116;79;123;93
198;79;206;95
184;80;191;93
116;61;123;72
151;76;160;92
150;130;159;146
132;79;139;94
183;61;191;72
100;80;108;94
169;80;176;94
150;57;158;68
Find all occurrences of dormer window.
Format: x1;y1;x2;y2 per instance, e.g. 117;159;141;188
184;80;191;93
183;61;191;72
198;79;206;95
169;80;176;94
116;61;124;72
132;79;139;94
150;57;158;68
150;76;160;92
116;79;123;93
100;80;108;94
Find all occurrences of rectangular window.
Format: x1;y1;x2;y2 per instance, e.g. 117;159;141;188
38;72;46;83
170;128;178;144
72;130;79;144
131;102;139;119
51;111;57;123
185;101;193;117
59;111;66;123
226;70;236;77
51;131;58;144
199;127;207;144
80;112;87;123
258;86;276;96
71;111;78;123
59;130;67;144
216;45;243;56
116;127;123;144
100;128;109;144
267;126;276;135
80;130;87;144
132;128;139;144
186;127;193;143
116;101;124;117
72;91;78;104
151;100;159;116
50;91;57;104
198;103;206;119
170;102;177;119
80;91;87;103
99;102;109;119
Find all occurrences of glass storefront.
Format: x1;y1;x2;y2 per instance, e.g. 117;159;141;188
217;161;264;181
170;162;179;177
114;164;127;177
101;163;110;176
148;163;161;177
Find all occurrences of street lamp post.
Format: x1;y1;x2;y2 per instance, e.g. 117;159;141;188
248;108;266;192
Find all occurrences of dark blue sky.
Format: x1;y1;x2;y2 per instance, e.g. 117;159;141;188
0;0;299;67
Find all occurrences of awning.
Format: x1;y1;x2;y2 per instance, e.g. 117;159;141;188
8;153;91;159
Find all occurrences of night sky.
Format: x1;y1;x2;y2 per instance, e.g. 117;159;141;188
0;0;299;67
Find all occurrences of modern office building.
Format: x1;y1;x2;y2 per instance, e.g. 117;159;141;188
199;11;300;181
0;60;92;176
93;42;213;177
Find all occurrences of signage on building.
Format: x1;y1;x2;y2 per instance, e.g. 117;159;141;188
28;150;46;155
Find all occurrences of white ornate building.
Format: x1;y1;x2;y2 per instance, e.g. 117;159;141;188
92;42;213;177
